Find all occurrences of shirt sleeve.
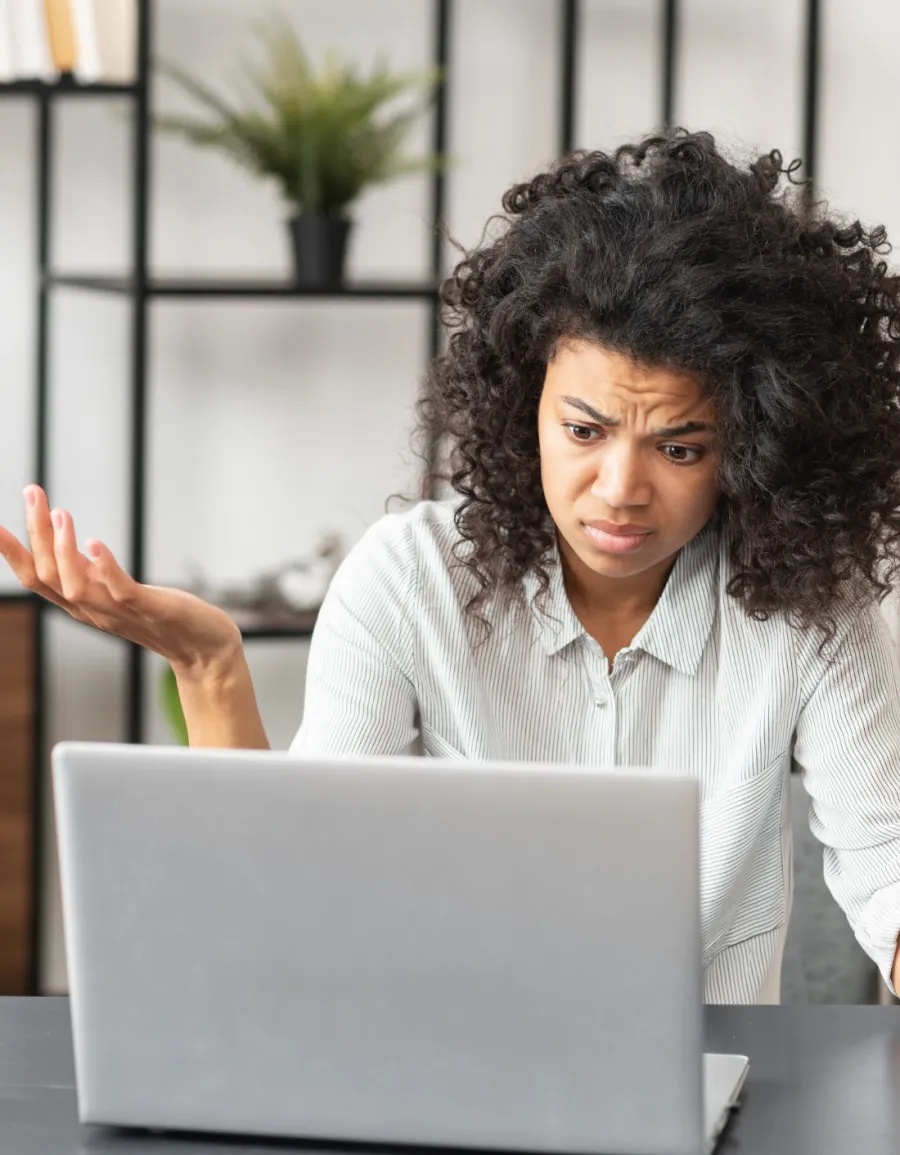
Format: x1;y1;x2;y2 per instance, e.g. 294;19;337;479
288;513;419;757
792;600;900;992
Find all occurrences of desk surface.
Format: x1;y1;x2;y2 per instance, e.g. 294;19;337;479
1;997;898;1154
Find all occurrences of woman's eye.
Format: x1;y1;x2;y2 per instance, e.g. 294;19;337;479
661;444;704;465
564;423;600;442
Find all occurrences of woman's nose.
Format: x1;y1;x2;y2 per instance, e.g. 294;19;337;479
590;445;652;508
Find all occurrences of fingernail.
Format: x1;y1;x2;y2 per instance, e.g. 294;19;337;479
23;487;36;510
87;541;100;559
51;510;63;532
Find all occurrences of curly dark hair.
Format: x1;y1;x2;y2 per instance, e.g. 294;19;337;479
415;128;900;636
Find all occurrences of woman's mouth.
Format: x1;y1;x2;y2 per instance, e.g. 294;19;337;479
582;520;653;555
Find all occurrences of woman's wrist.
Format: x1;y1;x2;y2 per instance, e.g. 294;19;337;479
171;643;270;750
169;632;245;689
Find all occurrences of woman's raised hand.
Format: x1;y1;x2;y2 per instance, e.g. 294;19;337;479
0;485;242;675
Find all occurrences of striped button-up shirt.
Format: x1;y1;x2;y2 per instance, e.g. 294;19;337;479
290;500;900;1003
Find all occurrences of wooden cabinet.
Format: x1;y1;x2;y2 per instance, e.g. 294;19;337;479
0;598;36;993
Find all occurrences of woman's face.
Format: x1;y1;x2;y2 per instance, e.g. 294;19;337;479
537;339;720;590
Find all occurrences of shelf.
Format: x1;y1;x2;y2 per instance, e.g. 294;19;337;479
0;78;137;98
29;594;314;640
46;274;441;301
222;606;319;641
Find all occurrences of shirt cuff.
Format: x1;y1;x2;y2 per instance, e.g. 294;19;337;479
854;879;900;996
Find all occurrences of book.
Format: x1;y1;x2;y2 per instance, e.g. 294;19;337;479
71;0;134;83
8;0;56;80
0;0;14;81
44;0;76;72
69;0;99;80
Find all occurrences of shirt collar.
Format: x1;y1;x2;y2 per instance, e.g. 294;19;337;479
629;518;720;675
525;516;720;674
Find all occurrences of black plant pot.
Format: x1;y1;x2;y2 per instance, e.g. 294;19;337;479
287;214;352;287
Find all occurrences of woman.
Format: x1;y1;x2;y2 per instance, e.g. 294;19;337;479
5;130;900;1004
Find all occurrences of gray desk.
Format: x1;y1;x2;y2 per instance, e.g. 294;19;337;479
2;997;899;1153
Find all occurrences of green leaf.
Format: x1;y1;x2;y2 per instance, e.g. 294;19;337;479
156;58;242;123
159;664;189;746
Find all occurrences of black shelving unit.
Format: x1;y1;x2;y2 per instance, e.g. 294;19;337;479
26;0;453;758
46;274;441;299
10;0;456;995
4;0;825;991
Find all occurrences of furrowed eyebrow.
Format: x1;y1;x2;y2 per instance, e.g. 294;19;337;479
560;396;714;438
560;396;617;425
652;420;715;438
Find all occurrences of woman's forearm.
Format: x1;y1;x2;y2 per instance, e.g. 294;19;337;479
173;646;271;750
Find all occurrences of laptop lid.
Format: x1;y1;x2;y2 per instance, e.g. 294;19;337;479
53;742;705;1155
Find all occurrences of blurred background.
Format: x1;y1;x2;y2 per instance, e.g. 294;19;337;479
0;0;897;1000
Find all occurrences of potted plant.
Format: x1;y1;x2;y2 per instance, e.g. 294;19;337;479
155;13;445;286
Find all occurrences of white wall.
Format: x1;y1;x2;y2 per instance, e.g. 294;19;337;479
0;0;898;991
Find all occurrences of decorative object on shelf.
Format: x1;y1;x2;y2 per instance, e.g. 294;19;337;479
265;531;344;612
155;11;445;286
159;530;344;743
213;529;345;616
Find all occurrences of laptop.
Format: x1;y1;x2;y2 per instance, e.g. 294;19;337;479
52;742;748;1155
